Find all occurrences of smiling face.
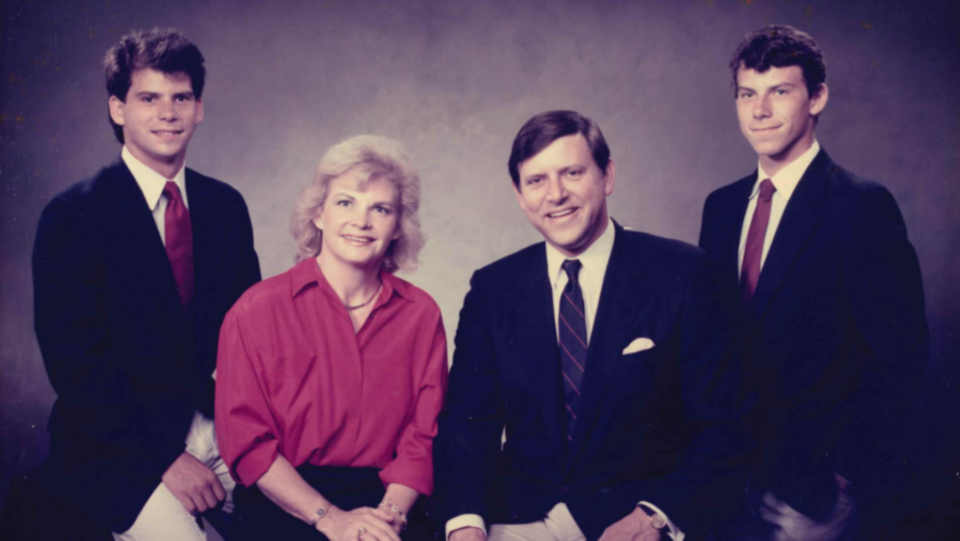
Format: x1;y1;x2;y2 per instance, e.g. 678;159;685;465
514;134;615;257
109;68;204;178
313;168;401;271
735;64;828;176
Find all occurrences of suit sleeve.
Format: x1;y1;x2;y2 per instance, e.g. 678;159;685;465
628;254;752;536
379;308;449;496
434;272;506;524
835;185;929;496
32;193;185;466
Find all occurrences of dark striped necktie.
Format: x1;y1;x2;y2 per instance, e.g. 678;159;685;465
559;259;587;442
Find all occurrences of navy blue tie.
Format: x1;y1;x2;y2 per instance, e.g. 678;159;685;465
559;259;587;442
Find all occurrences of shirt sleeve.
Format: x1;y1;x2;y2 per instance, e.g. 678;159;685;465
379;308;449;496
446;514;487;540
215;303;280;487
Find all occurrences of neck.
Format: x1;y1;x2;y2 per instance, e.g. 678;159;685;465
759;130;815;178
316;252;381;306
128;147;185;179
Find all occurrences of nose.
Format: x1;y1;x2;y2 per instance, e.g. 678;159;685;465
353;209;372;230
545;176;568;204
752;94;771;120
158;99;179;121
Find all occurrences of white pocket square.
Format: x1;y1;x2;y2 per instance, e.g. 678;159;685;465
622;337;655;355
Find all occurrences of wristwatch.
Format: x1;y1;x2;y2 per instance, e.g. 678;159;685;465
637;504;668;530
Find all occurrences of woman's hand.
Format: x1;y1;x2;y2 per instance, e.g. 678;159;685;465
316;505;401;541
371;506;403;534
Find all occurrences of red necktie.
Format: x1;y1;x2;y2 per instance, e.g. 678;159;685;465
163;181;194;310
741;178;776;304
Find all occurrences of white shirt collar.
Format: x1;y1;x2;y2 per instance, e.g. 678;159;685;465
121;146;188;211
751;139;820;201
546;217;616;290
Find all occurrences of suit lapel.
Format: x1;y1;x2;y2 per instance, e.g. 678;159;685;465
750;150;831;317
569;223;647;465
99;160;185;330
185;169;215;320
513;247;566;452
720;174;757;286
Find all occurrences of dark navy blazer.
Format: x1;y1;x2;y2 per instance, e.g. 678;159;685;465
699;149;929;526
436;222;749;540
33;159;261;532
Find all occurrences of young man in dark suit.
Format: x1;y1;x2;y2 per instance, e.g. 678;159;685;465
32;28;260;540
699;25;929;540
436;111;748;541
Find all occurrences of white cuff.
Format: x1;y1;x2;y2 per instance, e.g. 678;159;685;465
638;501;684;541
446;514;487;541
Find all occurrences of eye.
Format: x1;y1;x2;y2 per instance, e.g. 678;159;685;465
141;96;155;103
374;206;392;215
738;91;753;99
776;89;789;95
566;168;584;178
525;176;543;187
336;199;352;207
175;95;191;102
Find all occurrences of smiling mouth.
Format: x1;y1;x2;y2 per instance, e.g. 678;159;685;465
342;235;375;245
546;208;577;219
153;130;183;138
752;126;781;133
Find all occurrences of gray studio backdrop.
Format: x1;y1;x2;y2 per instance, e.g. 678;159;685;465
2;0;958;526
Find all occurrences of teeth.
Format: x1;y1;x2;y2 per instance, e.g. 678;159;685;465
343;236;373;243
548;209;575;218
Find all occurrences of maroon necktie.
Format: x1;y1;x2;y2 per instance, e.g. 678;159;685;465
163;181;194;310
741;178;776;304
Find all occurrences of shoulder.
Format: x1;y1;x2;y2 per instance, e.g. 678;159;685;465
704;173;754;208
186;168;249;207
39;162;126;222
228;267;296;318
822;162;902;219
618;228;708;279
471;241;545;290
388;274;443;320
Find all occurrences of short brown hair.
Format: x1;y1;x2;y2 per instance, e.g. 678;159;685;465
104;28;205;143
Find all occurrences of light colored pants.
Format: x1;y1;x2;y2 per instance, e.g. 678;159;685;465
489;503;587;541
113;411;234;541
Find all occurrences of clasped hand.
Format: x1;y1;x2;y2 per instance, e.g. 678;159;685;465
317;505;402;541
161;452;226;515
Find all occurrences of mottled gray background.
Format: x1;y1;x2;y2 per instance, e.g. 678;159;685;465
2;0;958;531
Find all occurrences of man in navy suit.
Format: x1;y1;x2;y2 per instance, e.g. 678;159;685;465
32;28;260;540
436;111;748;541
699;25;929;540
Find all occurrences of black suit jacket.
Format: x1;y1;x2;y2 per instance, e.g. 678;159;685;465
32;159;261;532
699;150;929;524
436;222;749;540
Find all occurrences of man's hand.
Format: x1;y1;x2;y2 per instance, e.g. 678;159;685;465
161;452;225;515
449;526;486;541
599;507;661;541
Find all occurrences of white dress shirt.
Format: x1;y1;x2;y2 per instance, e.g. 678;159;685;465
122;146;188;245
737;140;820;278
446;219;682;540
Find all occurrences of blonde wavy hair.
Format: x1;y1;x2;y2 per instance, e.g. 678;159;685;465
290;135;424;272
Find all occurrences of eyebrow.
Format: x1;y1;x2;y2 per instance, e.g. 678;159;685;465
332;192;396;207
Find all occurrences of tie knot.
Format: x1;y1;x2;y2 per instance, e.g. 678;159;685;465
758;178;776;201
163;181;183;202
562;259;582;282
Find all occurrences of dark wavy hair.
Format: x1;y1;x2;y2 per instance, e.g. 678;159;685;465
508;110;611;189
104;28;205;143
729;24;826;98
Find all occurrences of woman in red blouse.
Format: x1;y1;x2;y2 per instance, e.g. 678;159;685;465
216;135;448;541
